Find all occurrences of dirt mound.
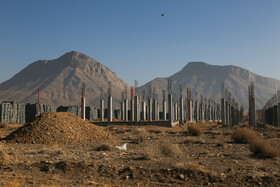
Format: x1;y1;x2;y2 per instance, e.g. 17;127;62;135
3;112;113;144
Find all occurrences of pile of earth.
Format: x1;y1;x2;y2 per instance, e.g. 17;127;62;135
2;112;113;144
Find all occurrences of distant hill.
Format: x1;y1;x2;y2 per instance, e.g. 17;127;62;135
0;51;128;109
137;62;280;110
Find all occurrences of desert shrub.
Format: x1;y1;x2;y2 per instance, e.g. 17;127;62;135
37;145;65;156
95;144;112;151
187;125;202;136
231;128;259;144
249;139;280;158
176;162;204;172
159;140;181;157
135;128;148;143
0;122;8;129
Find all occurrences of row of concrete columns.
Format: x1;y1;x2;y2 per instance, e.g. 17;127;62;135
262;90;280;127
220;82;241;126
114;84;222;125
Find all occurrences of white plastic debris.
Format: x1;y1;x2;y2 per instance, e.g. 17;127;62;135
116;143;127;151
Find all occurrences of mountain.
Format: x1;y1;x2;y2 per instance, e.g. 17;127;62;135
0;51;128;109
137;62;280;110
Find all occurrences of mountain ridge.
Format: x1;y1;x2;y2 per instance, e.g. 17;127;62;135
138;62;280;110
0;51;128;109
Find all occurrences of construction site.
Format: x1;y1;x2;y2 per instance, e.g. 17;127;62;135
0;79;279;186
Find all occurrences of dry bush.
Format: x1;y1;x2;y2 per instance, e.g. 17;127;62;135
95;144;112;151
182;137;205;144
231;128;259;144
0;122;8;129
37;145;65;156
175;162;217;176
135;128;148;143
249;139;280;158
159;140;182;157
187;125;202;136
142;139;182;159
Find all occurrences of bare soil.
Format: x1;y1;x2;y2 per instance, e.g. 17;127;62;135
0;114;279;186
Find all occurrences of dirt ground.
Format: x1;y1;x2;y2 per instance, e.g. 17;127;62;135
0;119;280;186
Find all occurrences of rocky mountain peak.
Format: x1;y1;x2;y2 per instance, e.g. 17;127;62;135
0;51;128;109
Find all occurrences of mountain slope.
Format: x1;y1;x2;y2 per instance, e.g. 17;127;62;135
0;51;128;109
138;62;280;110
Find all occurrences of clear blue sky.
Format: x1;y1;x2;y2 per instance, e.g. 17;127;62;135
0;0;280;86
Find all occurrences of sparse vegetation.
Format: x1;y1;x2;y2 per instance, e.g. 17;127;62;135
249;139;280;158
159;140;181;157
231;128;259;144
37;146;65;156
187;125;202;136
135;128;148;143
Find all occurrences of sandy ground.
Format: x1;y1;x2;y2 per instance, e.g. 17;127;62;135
0;120;280;186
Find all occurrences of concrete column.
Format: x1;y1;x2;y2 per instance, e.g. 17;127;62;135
131;99;134;121
142;101;146;120
100;99;104;121
225;101;229;125
277;91;280;128
179;97;184;124
148;98;152;121
195;101;198;122
249;84;256;127
200;104;205;121
152;99;156;120
278;104;280;128
174;102;178;121
81;97;86;120
189;99;193;122
108;96;112;123
162;100;167;120
134;95;139;122
124;99;128;121
221;82;226;125
153;99;159;121
229;104;232;125
121;101;124;120
168;94;173;126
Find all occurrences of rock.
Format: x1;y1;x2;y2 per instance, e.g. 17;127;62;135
179;174;185;180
